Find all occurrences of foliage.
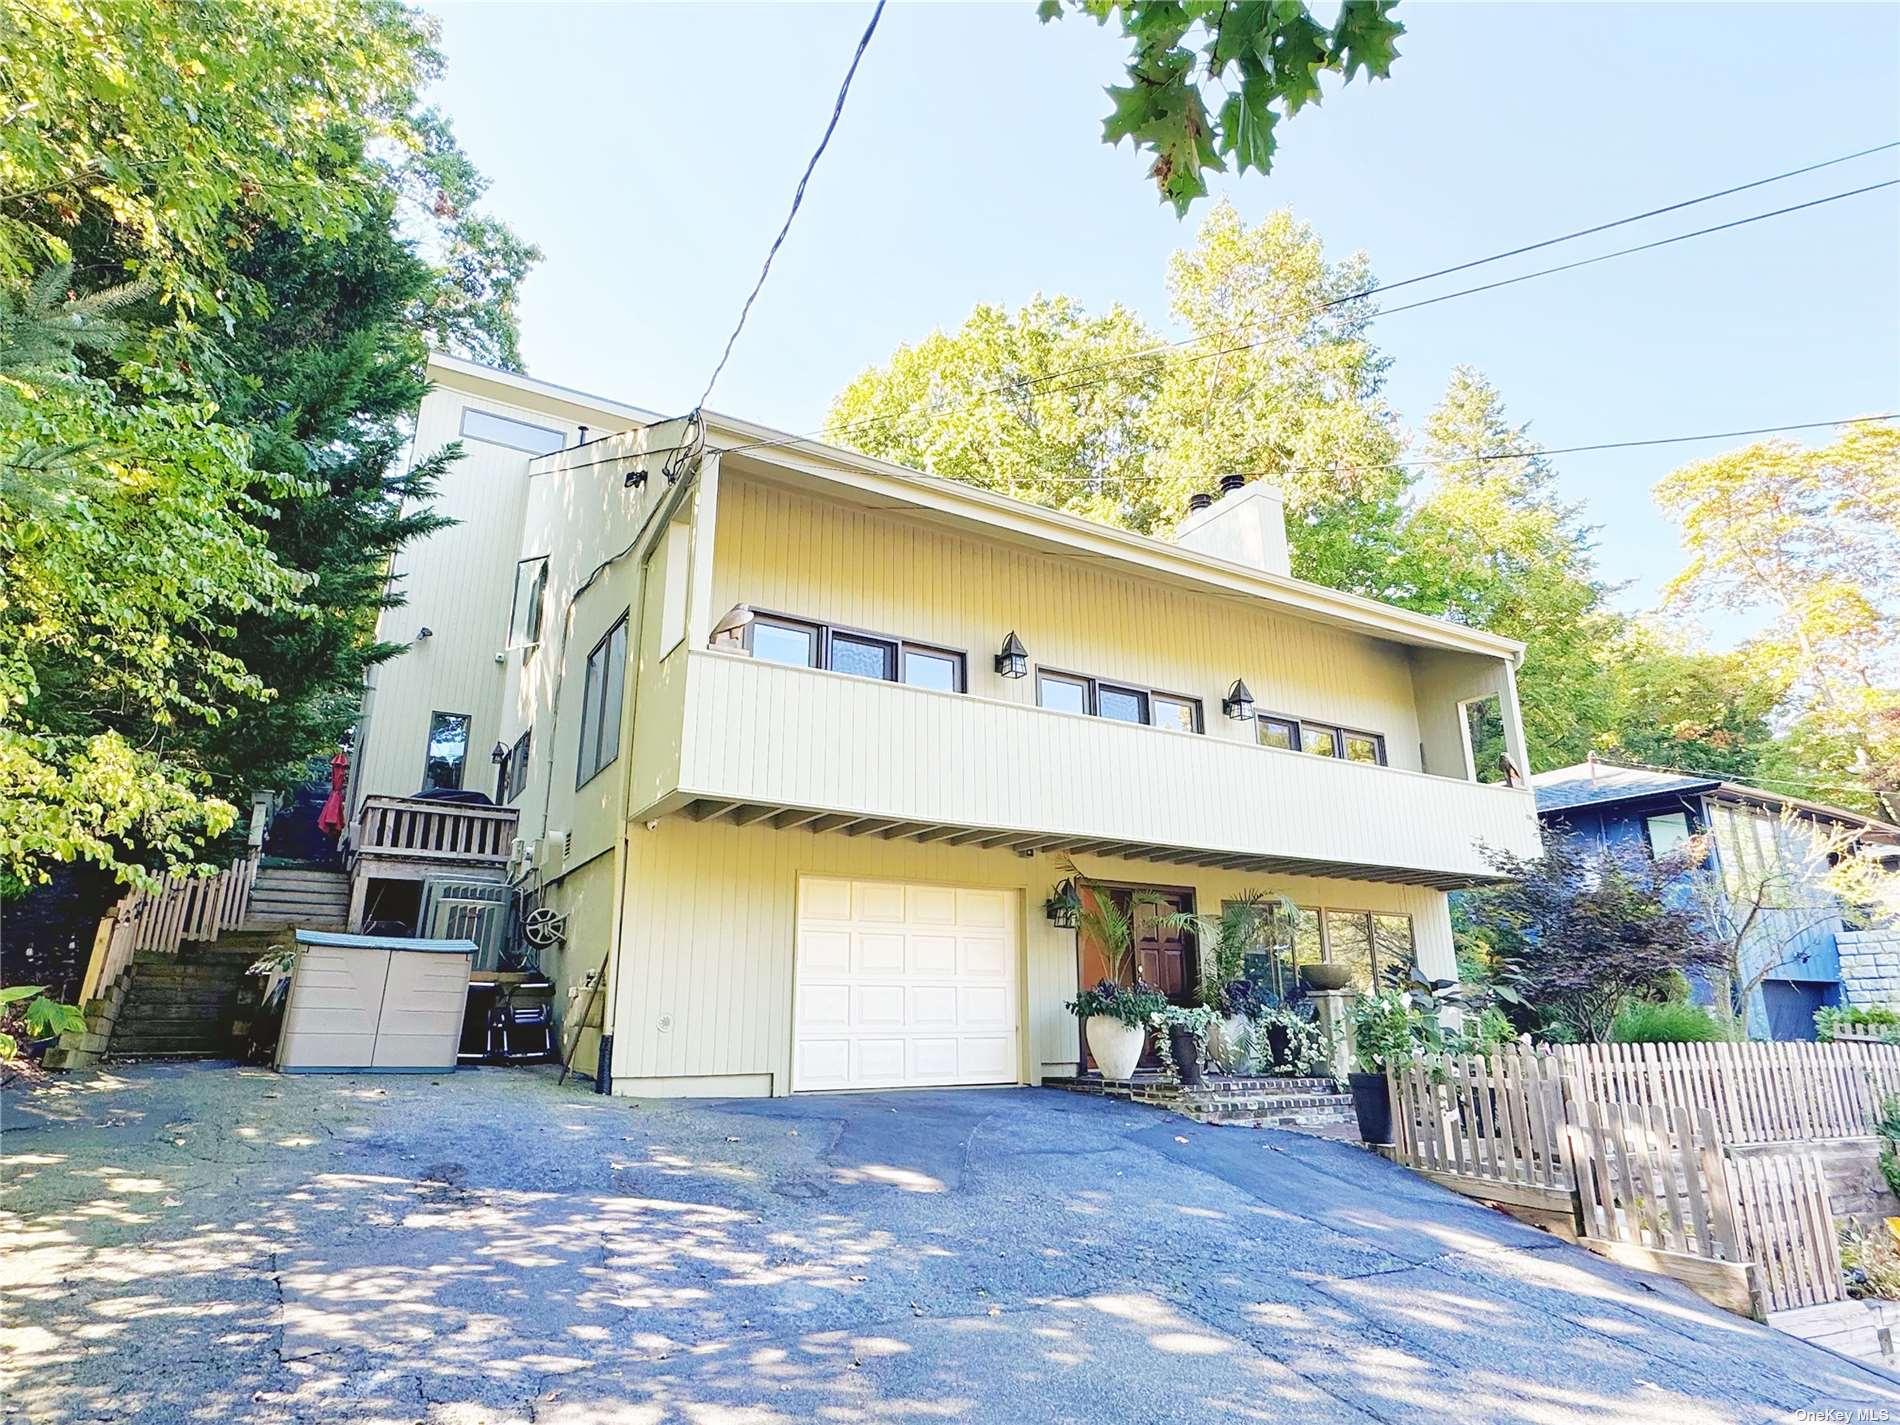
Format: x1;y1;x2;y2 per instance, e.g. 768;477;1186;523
1690;807;1900;1035
1815;1005;1900;1046
1255;1003;1335;1078
1068;976;1169;1027
1149;1002;1217;1077
1162;888;1296;1012
1593;623;1784;781
1220;975;1284;1022
1038;1;1405;214
1840;1220;1900;1301
0;984;85;1060
1460;834;1727;1042
1878;1095;1900;1201
832;203;1407;592
1656;423;1900;822
1392;368;1616;769
1609;1000;1727;1044
1455;1006;1518;1057
0;0;534;891
1346;990;1414;1073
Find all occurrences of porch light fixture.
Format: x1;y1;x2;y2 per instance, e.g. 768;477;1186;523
1044;879;1081;929
1222;679;1255;721
490;742;509;765
710;603;754;648
994;631;1028;679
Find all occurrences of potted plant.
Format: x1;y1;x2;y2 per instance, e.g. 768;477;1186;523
1344;990;1416;1144
1161;890;1298;1072
1150;1004;1216;1087
1060;866;1167;1081
1069;979;1167;1080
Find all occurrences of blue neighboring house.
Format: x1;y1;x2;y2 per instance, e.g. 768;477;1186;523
1530;758;1900;1040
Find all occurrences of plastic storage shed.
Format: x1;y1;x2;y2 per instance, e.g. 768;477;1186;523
276;930;476;1073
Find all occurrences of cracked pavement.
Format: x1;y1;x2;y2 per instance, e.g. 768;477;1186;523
3;1063;1895;1423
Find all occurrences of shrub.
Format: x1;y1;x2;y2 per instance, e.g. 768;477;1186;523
1451;1006;1518;1057
1067;978;1168;1028
1841;1222;1900;1301
1816;1006;1900;1045
1610;1001;1727;1044
1877;1096;1900;1200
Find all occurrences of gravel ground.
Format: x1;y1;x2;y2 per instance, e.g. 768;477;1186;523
2;1061;1894;1425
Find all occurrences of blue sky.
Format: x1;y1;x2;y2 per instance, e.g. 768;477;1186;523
424;2;1899;629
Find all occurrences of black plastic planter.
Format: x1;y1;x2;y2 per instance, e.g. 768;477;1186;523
1169;1025;1205;1088
1348;1070;1392;1145
1265;1022;1291;1070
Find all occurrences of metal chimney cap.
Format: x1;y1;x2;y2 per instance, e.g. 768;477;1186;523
1187;491;1213;512
1218;473;1247;494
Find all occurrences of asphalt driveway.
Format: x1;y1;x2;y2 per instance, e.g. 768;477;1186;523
2;1064;1893;1424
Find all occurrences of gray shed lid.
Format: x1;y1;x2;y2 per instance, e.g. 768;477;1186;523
294;929;479;954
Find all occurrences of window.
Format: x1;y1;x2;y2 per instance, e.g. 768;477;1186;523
751;615;821;668
739;612;968;693
1461;694;1509;784
460;407;566;456
576;614;628;787
1036;670;1091;715
829;631;896;681
423;712;471;792
1034;669;1202;733
1316;908;1415;994
509;557;549;648
1151;694;1201;734
1646;812;1693;858
496;729;531;804
1255;715;1298;751
902;645;962;692
1302;724;1340;757
1097;684;1149;724
1343;731;1385;765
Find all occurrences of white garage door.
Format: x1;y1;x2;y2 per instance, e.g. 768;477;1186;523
793;877;1019;1091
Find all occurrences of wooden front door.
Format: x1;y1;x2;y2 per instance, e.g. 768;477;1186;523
1134;889;1194;1002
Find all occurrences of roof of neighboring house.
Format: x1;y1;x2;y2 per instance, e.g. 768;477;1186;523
1532;760;1900;839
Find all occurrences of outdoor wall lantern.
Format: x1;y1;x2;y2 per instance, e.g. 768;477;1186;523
1044;878;1081;929
1222;679;1255;720
490;742;509;765
995;631;1028;679
710;603;755;649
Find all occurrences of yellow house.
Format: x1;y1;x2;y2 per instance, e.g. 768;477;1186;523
346;354;1542;1097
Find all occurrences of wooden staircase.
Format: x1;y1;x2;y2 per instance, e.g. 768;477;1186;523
48;857;350;1068
244;863;350;930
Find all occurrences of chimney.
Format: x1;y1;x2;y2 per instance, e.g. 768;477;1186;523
1187;491;1213;513
1173;475;1291;577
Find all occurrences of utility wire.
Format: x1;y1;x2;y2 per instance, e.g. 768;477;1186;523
693;0;886;412
1033;414;1899;485
719;171;1899;462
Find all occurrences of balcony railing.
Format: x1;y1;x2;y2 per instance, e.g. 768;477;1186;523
640;651;1542;887
352;795;518;867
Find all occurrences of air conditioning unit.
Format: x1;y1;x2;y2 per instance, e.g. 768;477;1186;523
419;876;511;971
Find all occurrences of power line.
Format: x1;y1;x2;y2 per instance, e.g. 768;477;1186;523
1035;414;1898;485
693;0;886;412
720;166;1900;462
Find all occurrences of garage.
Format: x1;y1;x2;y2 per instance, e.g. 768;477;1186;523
793;876;1020;1091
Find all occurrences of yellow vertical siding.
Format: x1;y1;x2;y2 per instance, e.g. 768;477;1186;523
710;476;1430;768
612;817;1456;1096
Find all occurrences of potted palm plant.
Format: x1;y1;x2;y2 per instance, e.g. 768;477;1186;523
1162;891;1299;1072
1062;870;1165;1081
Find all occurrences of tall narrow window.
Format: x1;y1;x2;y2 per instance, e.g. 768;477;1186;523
576;614;629;787
510;557;550;648
423;712;471;792
1323;910;1375;994
498;729;531;804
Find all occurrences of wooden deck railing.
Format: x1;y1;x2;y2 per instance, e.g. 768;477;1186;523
77;853;260;1002
352;795;519;865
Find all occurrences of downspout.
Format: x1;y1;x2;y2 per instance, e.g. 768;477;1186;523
530;424;706;1090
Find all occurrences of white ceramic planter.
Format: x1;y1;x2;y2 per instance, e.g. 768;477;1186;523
1086;1014;1145;1081
1210;1013;1252;1071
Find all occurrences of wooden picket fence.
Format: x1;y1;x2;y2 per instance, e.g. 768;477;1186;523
1554;1039;1900;1144
77;854;260;1002
1385;1039;1869;1320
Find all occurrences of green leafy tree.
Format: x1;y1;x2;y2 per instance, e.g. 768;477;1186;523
1039;1;1405;214
830;202;1406;590
1656;423;1900;821
1391;367;1616;769
1593;622;1784;781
